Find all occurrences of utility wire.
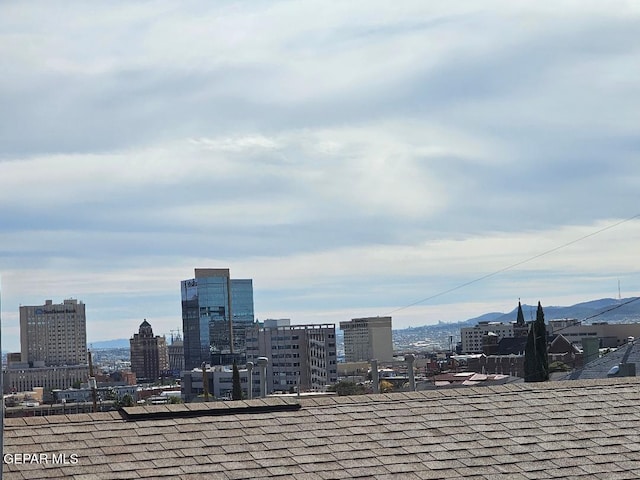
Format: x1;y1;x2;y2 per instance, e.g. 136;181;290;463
386;213;640;316
531;295;640;339
581;296;640;323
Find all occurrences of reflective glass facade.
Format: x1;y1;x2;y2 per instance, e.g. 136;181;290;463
181;269;254;369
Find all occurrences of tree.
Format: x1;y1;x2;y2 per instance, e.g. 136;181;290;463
379;380;393;393
329;381;366;396
524;302;549;382
232;360;243;401
548;361;570;372
120;393;135;407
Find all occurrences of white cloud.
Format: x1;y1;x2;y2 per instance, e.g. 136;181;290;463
1;1;640;352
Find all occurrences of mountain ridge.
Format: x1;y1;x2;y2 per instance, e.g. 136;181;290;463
395;296;640;333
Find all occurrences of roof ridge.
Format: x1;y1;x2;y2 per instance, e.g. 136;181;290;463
301;377;640;408
121;397;301;421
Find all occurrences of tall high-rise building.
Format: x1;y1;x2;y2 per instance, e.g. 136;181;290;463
130;319;169;383
181;268;254;369
339;316;394;363
19;299;87;366
245;319;338;394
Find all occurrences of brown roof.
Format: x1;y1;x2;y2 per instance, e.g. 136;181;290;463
4;377;640;479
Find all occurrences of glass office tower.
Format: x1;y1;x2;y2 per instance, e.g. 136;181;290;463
181;268;255;369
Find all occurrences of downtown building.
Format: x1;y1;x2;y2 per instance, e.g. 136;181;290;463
20;298;87;366
340;316;394;363
245;319;338;394
181;365;252;402
167;335;184;376
181;268;255;369
4;299;89;393
460;302;529;354
129;319;169;383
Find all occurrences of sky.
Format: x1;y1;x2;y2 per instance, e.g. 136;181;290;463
1;1;640;352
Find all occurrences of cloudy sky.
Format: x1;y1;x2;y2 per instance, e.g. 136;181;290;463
1;1;639;351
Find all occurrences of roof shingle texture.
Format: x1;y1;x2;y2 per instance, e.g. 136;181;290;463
4;377;640;479
564;340;640;380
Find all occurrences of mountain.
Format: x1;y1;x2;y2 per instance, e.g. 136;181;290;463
88;338;130;349
393;297;640;337
490;297;640;325
459;311;505;326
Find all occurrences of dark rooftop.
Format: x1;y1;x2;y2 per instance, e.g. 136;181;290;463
4;377;640;479
564;339;640;380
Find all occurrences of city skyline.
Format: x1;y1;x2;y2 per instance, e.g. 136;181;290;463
1;2;640;352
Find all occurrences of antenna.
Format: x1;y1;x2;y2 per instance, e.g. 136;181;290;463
618;279;622;300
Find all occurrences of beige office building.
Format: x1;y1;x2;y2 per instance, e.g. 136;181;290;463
548;320;640;348
340;316;394;362
461;323;516;354
20;299;87;366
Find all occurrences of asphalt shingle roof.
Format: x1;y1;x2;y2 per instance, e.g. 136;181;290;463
4;377;640;479
564;340;640;380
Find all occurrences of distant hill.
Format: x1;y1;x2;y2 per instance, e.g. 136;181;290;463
491;297;640;324
88;338;130;349
460;311;504;326
393;297;640;336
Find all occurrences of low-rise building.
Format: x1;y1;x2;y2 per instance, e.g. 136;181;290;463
52;385;137;404
4;364;89;394
548;320;640;348
181;365;251;402
461;302;529;354
467;354;525;377
461;322;515;353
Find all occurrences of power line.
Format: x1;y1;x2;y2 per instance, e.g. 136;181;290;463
386;213;640;316
581;296;640;323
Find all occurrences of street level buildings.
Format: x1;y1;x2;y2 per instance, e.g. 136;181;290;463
245;319;338;394
340;316;393;362
4;363;89;394
181;365;251;402
181;268;255;369
130;320;169;383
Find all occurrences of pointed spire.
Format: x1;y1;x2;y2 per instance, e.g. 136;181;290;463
516;301;525;326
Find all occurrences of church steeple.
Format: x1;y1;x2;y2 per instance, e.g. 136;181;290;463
514;300;528;338
516;301;525;326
